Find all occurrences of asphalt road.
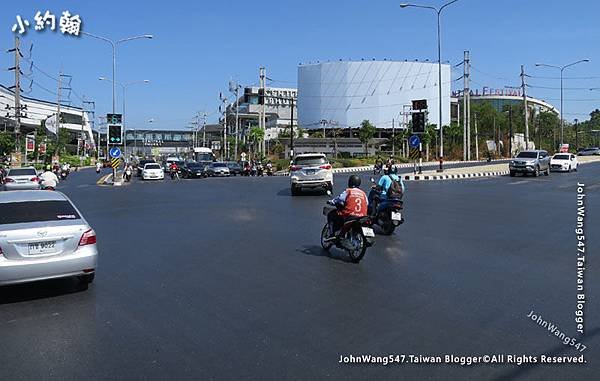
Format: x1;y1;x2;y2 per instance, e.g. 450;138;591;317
1;164;598;380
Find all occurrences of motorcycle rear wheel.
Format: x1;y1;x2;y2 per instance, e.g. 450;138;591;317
346;229;367;263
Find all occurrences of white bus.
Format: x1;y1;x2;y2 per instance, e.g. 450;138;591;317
193;147;216;163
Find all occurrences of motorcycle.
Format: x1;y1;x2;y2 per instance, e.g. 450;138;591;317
60;170;68;180
96;167;101;174
266;165;273;176
170;169;180;180
373;162;383;175
124;168;132;182
250;165;257;177
257;164;264;177
367;177;404;235
320;201;375;263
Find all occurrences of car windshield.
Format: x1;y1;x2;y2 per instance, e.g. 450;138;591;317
7;168;37;176
227;163;240;168
516;152;538;159
187;163;203;168
213;163;227;168
145;164;161;169
0;200;81;225
294;156;327;166
553;154;570;160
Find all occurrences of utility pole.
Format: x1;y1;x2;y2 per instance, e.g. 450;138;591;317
235;86;240;160
13;36;22;155
202;112;207;147
464;50;471;160
392;118;396;156
521;65;529;150
508;105;513;157
574;118;578;151
259;66;266;155
290;97;294;158
56;69;62;152
474;113;479;160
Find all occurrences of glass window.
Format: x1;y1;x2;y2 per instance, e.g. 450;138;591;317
516;152;538;158
0;200;80;225
7;168;37;176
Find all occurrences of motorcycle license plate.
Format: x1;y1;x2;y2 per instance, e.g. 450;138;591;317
391;211;402;221
362;227;375;237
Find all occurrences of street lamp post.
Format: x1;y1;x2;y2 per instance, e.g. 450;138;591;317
400;0;459;171
99;77;149;158
535;59;589;147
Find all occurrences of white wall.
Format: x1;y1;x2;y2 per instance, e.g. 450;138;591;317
298;61;451;129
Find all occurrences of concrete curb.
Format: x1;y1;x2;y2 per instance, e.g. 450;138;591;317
275;159;502;177
402;170;510;181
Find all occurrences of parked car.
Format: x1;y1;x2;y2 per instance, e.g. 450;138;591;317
0;190;97;286
2;167;40;191
550;153;578;172
509;150;551;177
226;162;243;176
136;160;155;176
290;153;333;195
205;162;230;177
181;162;207;178
142;163;165;180
577;147;600;156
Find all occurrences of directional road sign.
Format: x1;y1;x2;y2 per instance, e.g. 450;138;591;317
409;135;421;148
109;147;122;158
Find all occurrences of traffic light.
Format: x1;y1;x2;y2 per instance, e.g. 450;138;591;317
412;112;425;134
106;113;122;124
258;88;265;105
108;124;123;145
412;99;428;111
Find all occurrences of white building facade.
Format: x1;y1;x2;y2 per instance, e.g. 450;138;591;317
297;60;451;129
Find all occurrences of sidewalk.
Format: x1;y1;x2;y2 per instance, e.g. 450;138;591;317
400;155;600;181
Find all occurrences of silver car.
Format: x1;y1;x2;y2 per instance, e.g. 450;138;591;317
509;150;551;177
2;167;41;191
290;154;333;195
0;191;97;286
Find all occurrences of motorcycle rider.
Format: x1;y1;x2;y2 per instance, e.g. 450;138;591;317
95;161;102;174
266;160;273;175
39;165;59;190
124;163;133;182
369;166;405;215
327;175;368;236
169;161;179;179
374;156;383;172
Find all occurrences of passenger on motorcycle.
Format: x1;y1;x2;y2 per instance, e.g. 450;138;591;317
328;175;368;236
369;167;405;213
40;166;59;190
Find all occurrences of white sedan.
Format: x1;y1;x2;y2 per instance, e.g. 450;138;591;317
142;163;164;180
550;153;578;172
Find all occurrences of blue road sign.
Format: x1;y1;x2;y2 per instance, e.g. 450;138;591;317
409;135;421;148
109;147;122;158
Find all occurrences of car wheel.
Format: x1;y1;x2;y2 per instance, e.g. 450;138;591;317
545;167;550;176
291;185;300;196
534;166;539;177
509;171;515;177
574;166;578;172
78;273;95;285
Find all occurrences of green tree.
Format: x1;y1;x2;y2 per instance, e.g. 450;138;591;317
248;127;264;155
358;119;376;155
0;131;16;157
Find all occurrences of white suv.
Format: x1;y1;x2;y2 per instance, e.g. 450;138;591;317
290;154;333;196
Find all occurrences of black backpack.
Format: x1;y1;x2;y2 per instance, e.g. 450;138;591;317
387;177;403;199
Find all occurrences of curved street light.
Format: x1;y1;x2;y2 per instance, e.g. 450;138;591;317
82;31;153;113
400;0;459;170
535;59;589;146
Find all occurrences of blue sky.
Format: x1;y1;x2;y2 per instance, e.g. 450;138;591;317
2;0;600;130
